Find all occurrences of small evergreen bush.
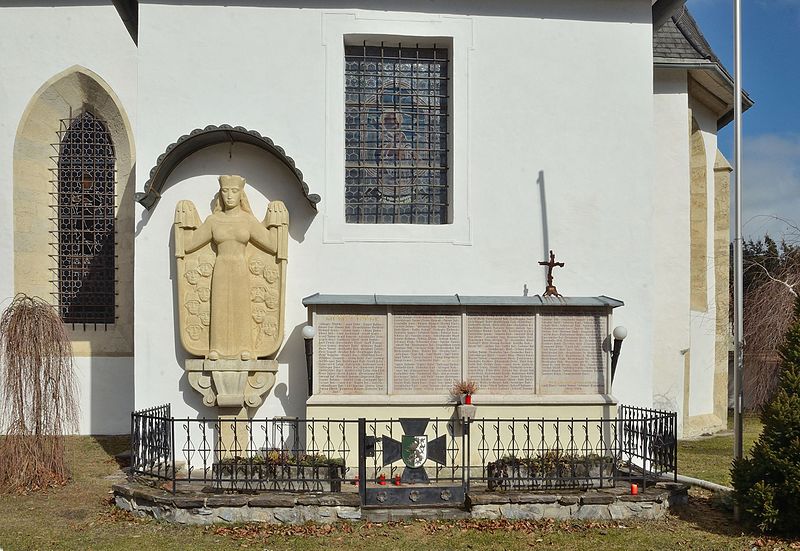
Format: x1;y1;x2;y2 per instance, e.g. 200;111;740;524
732;295;800;533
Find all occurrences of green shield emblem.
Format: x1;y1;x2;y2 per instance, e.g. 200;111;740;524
401;435;427;468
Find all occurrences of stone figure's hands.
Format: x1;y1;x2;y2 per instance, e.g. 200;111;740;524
174;200;200;229
264;201;289;228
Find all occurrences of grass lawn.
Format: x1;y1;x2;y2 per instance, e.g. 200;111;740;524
678;414;764;487
0;427;797;550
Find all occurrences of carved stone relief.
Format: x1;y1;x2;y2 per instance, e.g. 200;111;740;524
174;175;288;413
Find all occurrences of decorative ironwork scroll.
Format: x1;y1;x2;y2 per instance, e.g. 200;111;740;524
53;112;116;325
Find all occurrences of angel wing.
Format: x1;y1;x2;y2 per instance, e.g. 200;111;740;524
174;199;212;357
263;200;289;261
174;200;202;258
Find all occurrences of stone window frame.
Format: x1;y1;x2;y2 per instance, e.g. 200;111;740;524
322;13;473;244
13;66;135;356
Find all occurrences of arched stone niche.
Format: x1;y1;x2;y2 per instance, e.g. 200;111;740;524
13;65;135;356
136;125;320;213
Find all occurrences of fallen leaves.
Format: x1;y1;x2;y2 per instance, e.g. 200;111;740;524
748;537;800;550
421;518;623;536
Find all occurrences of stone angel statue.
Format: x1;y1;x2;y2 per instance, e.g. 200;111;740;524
174;175;289;361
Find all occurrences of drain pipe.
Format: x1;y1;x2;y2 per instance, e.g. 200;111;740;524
662;472;732;494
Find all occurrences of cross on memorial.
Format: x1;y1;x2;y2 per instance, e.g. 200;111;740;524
538;250;565;297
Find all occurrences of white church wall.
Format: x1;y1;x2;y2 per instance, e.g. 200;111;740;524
134;1;657;417
74;356;135;434
652;70;691;427
0;2;137;434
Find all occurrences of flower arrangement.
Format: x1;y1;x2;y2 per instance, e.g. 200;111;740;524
450;380;478;404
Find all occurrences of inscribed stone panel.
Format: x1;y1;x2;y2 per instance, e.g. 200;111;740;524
540;312;606;394
316;308;387;394
466;310;535;394
392;309;461;394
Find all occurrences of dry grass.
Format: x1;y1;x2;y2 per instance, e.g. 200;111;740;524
0;295;79;493
2;435;800;550
678;414;763;486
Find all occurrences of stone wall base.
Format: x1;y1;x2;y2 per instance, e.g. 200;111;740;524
113;481;688;525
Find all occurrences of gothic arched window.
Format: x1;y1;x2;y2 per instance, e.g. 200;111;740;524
345;43;449;224
55;112;116;325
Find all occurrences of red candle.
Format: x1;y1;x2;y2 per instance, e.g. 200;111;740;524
465;394;472;405
379;473;386;485
394;474;401;486
631;483;639;495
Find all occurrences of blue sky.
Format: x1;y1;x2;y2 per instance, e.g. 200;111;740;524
687;0;800;241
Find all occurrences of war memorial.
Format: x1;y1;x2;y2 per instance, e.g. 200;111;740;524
0;0;744;526
113;174;684;523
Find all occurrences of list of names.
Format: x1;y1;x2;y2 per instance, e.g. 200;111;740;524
540;313;606;394
392;309;461;394
466;311;535;394
316;311;387;394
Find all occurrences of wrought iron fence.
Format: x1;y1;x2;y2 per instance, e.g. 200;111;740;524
132;413;359;493
130;403;173;485
618;404;678;483
470;417;619;491
130;405;677;498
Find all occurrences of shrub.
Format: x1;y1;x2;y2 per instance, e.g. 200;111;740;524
732;295;800;533
0;295;79;493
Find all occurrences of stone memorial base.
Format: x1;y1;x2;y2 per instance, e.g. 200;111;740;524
185;358;278;408
185;358;278;457
112;480;688;525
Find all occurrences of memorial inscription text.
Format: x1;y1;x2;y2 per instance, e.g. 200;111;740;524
316;310;387;394
540;313;606;394
466;311;536;394
312;305;609;398
393;309;461;394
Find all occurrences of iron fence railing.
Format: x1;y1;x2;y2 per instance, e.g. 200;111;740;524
130;403;173;486
618;404;678;481
130;404;677;499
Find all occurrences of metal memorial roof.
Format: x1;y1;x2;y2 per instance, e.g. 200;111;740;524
301;294;624;308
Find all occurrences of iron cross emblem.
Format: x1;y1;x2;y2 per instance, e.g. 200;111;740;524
538;250;565;297
382;418;447;484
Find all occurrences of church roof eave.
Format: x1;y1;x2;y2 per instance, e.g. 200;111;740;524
654;58;754;130
653;6;754;129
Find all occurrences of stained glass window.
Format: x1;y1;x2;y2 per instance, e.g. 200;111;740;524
54;112;116;325
345;43;449;224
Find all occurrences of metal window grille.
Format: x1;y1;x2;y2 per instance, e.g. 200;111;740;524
345;42;450;224
50;112;116;326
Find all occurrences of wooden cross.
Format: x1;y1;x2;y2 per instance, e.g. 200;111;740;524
538;250;565;297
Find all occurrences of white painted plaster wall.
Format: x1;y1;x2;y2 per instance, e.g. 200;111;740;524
652;70;690;428
74;356;135;434
134;1;657;418
0;2;137;434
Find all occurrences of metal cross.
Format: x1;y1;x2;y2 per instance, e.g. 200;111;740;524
538;250;565;297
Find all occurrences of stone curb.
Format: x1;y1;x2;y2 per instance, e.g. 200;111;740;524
114;480;690;525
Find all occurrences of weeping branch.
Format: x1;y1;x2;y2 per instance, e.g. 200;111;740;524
0;294;79;493
744;250;800;410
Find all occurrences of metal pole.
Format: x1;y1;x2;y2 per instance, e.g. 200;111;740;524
732;0;745;469
358;418;367;506
304;337;314;396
